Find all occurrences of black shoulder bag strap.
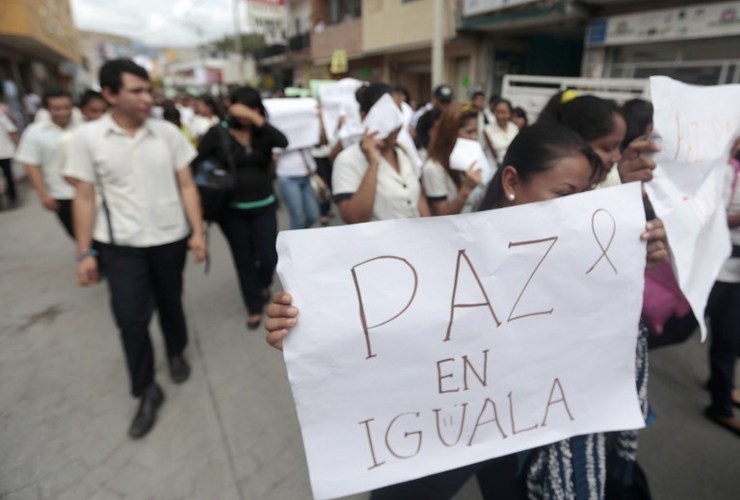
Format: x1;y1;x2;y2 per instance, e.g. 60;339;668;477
217;123;237;174
92;166;115;246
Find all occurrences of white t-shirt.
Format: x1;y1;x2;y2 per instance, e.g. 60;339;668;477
332;143;421;221
0;113;18;159
718;160;740;283
484;120;518;163
190;115;219;139
62;113;196;247
276;148;315;177
15;121;76;199
34;107;84;127
422;159;474;214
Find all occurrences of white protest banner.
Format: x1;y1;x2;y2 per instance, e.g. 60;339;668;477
645;76;740;339
317;78;365;145
277;183;647;499
263;97;321;151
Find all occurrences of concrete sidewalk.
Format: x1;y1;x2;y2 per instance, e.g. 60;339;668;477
1;193;738;499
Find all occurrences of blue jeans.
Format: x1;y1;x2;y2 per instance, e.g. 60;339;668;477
278;175;320;229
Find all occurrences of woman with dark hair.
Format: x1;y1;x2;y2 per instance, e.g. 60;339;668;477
265;122;668;499
539;94;625;179
422;101;482;215
621;98;654;152
484;98;518;163
191;94;223;142
332;82;430;223
511;107;528;130
193;86;288;330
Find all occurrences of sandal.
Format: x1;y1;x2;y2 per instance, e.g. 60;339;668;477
704;407;740;437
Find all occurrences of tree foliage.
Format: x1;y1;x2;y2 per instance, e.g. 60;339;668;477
211;33;266;55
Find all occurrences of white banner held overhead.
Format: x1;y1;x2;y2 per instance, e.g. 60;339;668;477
277;183;648;499
316;78;365;146
645;76;740;340
263;97;321;151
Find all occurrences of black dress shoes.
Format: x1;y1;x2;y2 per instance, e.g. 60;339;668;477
168;354;191;384
128;383;164;439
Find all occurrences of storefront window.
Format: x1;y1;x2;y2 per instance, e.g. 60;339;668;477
608;37;740;85
329;0;361;24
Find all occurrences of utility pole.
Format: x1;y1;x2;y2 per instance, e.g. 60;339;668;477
234;0;245;84
431;0;445;89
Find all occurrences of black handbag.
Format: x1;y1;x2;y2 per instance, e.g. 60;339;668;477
193;125;236;222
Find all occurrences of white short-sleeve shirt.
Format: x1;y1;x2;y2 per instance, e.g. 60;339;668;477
422;159;474;214
484;120;519;162
63;113;196;247
15;121;76;199
0;113;18;159
332;143;421;221
276;148;315;178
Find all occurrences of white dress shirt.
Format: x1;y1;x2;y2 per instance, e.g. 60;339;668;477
63;114;196;247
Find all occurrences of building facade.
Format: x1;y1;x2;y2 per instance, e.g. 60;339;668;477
0;0;80;118
582;0;740;85
278;0;740;99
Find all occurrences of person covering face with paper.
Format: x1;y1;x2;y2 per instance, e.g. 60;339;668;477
331;83;431;224
265;123;669;499
423;101;485;216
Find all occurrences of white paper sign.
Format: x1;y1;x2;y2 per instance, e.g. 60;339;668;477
277;183;647;499
317;78;365;146
450;137;494;183
645;76;740;339
362;93;405;140
263;98;321;151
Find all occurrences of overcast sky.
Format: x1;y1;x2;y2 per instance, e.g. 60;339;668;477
70;0;247;47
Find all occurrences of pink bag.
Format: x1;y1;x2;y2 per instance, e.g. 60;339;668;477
642;261;692;334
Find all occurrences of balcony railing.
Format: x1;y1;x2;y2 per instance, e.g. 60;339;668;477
255;44;287;61
288;33;310;53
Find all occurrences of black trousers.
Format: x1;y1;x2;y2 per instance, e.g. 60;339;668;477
0;158;16;203
314;156;333;216
55;199;74;238
97;237;189;398
706;280;740;416
218;204;278;315
369;454;525;500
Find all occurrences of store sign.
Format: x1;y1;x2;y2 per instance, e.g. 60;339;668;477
247;0;286;27
463;0;540;17
587;1;740;46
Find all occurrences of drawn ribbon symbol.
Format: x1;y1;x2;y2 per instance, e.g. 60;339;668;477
586;209;617;275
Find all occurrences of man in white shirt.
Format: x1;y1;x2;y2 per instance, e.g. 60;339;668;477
0;103;18;207
16;89;77;236
63;59;207;439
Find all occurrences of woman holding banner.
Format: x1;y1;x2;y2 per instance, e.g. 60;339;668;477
266;122;669;499
422;101;483;216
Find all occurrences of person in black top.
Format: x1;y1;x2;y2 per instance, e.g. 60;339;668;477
194;86;288;330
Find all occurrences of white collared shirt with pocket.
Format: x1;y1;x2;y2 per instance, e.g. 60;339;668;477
63;114;196;247
15;120;76;200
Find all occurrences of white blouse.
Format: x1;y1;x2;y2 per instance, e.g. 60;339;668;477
332;143;421;221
